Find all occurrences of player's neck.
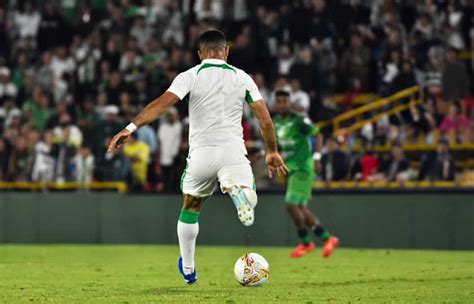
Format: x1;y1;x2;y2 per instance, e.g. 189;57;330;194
201;56;227;62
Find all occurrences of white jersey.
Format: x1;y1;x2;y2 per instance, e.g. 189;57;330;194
166;58;263;150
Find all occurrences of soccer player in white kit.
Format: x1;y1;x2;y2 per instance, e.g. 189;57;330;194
108;30;287;284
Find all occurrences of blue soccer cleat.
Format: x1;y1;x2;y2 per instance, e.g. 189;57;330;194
178;257;197;284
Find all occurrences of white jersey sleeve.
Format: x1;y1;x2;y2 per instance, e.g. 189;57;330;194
242;72;263;104
166;70;195;100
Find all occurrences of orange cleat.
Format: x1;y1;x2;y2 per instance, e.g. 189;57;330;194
321;236;339;258
289;242;315;258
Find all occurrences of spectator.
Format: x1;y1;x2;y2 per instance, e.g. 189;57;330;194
412;13;435;41
353;142;378;182
37;3;68;51
93;105;122;156
130;15;153;50
35;52;55;91
51;124;78;182
158;107;182;192
7;136;31;181
95;138;130;182
77;97;99;147
119;50;144;84
136;120;159;190
0;67;18;104
31;130;55;182
442;48;469;102
74;35;102;93
339;32;371;91
12;1;41;39
73;145;94;183
277;45;295;76
194;0;224;21
51;46;76;81
380;49;402;96
320;137;348;181
104;71;128;105
0;138;10;180
391;61;417;93
11;52;29;93
22;90;54;133
439;103;471;144
53;113;83;148
289;47;321;96
123;133;149;191
423;46;444;87
289;79;310;116
378;143;410;182
419;138;455;181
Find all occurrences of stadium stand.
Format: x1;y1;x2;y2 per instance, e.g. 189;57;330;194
0;0;472;192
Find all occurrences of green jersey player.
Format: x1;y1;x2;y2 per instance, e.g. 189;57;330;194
273;90;339;258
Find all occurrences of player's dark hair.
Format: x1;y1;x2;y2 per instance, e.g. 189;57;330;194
198;30;227;51
275;90;290;98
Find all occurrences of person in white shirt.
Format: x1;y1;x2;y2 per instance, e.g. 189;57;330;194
108;30;287;285
290;79;310;115
51;47;76;80
13;1;41;39
73;145;94;183
0;68;18;100
158;107;182;191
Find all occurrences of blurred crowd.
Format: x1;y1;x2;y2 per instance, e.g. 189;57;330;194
0;0;472;190
320;136;458;182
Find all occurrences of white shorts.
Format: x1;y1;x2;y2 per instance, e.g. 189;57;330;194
180;144;255;197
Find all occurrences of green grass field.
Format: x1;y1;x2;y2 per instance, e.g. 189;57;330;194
0;245;473;303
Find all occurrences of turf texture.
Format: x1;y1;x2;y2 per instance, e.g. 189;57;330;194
0;245;473;303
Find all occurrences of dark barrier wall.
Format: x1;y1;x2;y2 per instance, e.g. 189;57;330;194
0;192;473;249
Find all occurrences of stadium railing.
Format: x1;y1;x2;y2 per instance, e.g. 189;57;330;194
0;182;128;193
330;86;422;134
329;93;380;105
312;180;474;189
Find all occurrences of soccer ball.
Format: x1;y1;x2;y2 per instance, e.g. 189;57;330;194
234;253;269;287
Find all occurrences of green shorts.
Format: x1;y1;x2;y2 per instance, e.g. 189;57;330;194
285;170;314;206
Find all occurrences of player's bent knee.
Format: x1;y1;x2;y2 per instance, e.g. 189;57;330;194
285;204;298;213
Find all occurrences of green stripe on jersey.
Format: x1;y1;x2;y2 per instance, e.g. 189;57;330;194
197;63;236;74
245;90;254;104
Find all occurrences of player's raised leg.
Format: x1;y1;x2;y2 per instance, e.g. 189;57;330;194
227;185;257;226
218;148;258;227
300;206;339;258
177;194;206;284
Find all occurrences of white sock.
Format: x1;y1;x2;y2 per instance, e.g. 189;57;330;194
177;221;199;275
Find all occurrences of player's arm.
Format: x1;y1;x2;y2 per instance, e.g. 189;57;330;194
249;100;288;178
313;132;323;173
314;132;323;156
107;92;179;152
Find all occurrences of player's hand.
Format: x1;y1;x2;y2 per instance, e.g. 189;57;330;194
107;129;132;152
265;152;288;179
